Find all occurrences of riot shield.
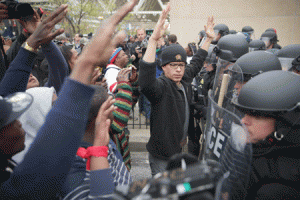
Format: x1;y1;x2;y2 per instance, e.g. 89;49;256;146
204;92;252;199
202;61;252;199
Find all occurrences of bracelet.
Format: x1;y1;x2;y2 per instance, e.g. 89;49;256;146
23;28;28;33
21;42;38;53
76;146;109;170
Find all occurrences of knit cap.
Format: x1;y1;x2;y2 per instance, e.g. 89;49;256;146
161;44;187;66
109;47;122;64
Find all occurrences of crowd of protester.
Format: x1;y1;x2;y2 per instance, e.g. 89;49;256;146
0;0;299;199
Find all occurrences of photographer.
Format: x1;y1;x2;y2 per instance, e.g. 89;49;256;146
130;28;146;70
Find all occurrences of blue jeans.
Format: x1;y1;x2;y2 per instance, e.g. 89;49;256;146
139;94;151;119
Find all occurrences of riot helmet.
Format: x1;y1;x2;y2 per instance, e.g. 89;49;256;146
229;30;237;34
214;24;229;36
290;55;300;74
242;26;254;39
242;26;254;34
249;40;266;52
265;28;276;33
276;44;300;71
260;31;278;49
235;51;282;82
212;24;229;44
215;34;249;62
233;71;300;142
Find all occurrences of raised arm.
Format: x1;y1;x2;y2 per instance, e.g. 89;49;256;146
7;9;41;64
139;3;170;101
184;16;215;79
42;41;69;93
0;48;37;96
0;5;82;199
0;5;66;97
63;1;138;199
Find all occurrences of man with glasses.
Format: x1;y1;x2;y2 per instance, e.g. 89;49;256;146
139;4;215;176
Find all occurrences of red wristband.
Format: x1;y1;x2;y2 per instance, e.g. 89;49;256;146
87;146;109;157
76;146;109;170
23;28;28;33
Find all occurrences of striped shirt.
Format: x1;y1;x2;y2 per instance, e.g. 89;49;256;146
63;140;132;200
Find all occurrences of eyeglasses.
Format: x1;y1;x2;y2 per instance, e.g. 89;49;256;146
169;63;185;69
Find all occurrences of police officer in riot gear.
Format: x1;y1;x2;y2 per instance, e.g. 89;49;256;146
233;70;300;200
264;28;282;50
199;45;218;103
200;34;249;161
236;51;282;82
212;23;229;44
242;26;254;39
276;44;300;71
216;34;249;62
260;31;280;53
248;39;266;52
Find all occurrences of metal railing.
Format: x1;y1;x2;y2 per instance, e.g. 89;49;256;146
127;103;150;129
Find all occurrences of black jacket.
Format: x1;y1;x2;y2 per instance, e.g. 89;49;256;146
130;41;144;70
244;134;300;200
139;48;207;160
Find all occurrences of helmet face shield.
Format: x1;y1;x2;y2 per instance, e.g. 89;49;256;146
247;31;254;35
260;37;271;48
212;59;244;112
205;50;218;64
278;57;294;71
248;47;257;52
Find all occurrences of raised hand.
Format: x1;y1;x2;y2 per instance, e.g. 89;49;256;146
150;3;170;41
94;96;116;146
129;65;138;83
116;67;131;82
204;16;215;39
26;4;68;49
78;0;138;68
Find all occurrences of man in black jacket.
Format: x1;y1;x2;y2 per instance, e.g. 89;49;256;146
139;3;215;176
130;28;146;70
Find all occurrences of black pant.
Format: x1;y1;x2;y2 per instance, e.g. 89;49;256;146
188;121;202;158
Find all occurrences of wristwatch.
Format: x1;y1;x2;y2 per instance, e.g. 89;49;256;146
22;42;37;53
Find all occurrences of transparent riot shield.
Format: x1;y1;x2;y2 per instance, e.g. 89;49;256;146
202;61;252;199
211;59;243;112
204;92;252;199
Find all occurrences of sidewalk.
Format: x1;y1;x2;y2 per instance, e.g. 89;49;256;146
129;128;150;143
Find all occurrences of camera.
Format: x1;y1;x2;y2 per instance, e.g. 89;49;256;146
136;46;142;53
113;160;222;199
1;0;34;19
